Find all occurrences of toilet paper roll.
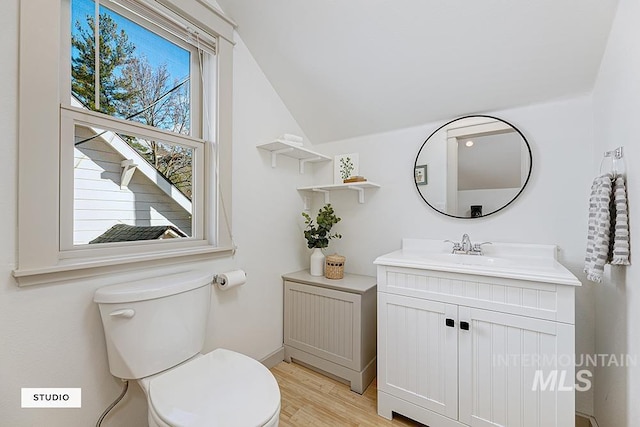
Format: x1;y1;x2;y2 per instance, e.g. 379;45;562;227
216;270;247;290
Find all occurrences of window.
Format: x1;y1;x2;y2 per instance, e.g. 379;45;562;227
63;0;206;250
14;0;236;285
70;0;195;133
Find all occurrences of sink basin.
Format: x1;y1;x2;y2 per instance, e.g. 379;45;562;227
423;253;514;267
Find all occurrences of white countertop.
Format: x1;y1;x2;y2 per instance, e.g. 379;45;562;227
374;239;581;287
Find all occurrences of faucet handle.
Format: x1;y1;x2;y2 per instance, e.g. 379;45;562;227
444;239;462;251
474;241;492;247
472;242;492;253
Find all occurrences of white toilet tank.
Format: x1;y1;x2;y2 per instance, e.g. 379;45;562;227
94;271;213;380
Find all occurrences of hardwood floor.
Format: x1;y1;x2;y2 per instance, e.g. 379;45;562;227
271;361;589;426
270;361;423;426
575;415;591;427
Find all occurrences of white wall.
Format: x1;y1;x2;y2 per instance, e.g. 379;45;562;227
457;132;522;190
0;3;311;424
592;0;639;425
310;95;596;414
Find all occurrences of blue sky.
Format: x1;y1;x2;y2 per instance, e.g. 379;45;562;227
71;0;190;84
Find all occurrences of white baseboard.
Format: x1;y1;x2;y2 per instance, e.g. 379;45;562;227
260;346;285;369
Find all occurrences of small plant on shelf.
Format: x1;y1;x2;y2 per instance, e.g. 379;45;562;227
302;204;342;249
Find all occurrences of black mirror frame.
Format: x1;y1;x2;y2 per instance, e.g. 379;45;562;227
414;115;533;219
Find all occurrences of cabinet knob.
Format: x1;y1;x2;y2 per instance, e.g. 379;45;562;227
460;321;470;330
445;318;455;328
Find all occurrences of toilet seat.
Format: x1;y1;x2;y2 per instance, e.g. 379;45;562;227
147;404;280;427
146;349;281;427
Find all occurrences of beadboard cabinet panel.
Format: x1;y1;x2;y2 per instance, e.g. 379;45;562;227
282;271;377;394
286;282;359;369
458;306;575;427
378;292;458;420
376;264;576;427
378;266;575;324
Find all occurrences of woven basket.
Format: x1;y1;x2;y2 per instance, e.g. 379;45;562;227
325;253;346;279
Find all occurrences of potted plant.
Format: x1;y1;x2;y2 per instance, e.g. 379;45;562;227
302;204;342;276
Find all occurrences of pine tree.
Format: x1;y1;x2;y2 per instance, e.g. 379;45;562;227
71;13;135;116
72;11;192;198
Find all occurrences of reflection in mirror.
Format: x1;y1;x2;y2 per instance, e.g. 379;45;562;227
414;116;531;218
73;124;193;245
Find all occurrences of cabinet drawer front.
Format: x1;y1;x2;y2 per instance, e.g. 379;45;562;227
458;307;575;427
378;266;574;324
378;293;458;420
284;281;361;370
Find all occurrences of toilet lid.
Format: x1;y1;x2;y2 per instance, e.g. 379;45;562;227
148;349;280;427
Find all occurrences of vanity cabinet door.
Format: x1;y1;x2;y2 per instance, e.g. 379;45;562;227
458;306;575;427
378;293;459;420
284;281;361;370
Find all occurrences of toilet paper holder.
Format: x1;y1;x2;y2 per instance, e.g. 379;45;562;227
212;270;247;290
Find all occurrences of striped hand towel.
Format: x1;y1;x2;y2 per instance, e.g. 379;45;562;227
610;175;630;265
584;174;613;283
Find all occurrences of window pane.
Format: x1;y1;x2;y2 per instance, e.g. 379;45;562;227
73;123;194;245
71;0;191;134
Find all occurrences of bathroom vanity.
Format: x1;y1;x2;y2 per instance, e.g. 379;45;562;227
375;239;581;427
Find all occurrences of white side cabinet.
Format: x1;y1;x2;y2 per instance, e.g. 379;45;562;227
376;263;578;427
282;270;377;393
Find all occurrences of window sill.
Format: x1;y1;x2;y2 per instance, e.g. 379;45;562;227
12;245;235;287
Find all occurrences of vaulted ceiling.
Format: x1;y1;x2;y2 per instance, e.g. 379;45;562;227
215;0;619;143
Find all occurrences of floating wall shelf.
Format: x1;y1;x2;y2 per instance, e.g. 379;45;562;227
257;141;331;174
297;182;381;205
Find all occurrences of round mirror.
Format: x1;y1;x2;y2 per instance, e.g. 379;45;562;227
414;115;532;219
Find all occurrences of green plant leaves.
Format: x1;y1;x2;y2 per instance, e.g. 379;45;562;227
301;203;342;249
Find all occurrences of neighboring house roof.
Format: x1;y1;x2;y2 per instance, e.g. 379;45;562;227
71;97;192;214
89;224;187;244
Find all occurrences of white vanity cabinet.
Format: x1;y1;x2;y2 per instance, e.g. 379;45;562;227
375;240;581;427
282;270;377;394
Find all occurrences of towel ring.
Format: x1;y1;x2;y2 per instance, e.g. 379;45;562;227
599;147;625;177
599;156;616;176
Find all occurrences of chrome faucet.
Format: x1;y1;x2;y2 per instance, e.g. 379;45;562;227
461;234;472;253
444;234;492;255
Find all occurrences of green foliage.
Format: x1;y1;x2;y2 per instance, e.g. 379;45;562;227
302;204;342;249
71;13;135;116
72;12;193;199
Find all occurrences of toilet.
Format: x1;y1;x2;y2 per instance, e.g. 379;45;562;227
94;271;281;427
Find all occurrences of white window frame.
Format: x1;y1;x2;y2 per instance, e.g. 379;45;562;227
14;0;236;286
60;106;206;253
62;0;206;251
